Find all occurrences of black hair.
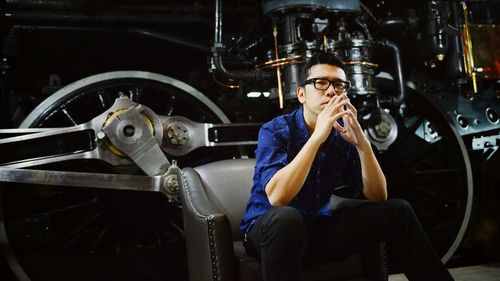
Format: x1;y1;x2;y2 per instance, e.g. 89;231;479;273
301;52;346;82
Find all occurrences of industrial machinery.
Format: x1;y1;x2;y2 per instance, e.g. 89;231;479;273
0;1;499;280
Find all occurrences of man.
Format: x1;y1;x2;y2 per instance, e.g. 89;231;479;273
240;52;454;281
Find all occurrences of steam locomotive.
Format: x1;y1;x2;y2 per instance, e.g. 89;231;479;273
0;1;499;280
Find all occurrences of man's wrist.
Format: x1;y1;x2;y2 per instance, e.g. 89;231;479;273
308;133;324;148
355;136;372;153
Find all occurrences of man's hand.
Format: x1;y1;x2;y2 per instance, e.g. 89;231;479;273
333;99;371;151
312;94;349;144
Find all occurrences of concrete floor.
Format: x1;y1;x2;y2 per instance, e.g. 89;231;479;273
389;263;500;281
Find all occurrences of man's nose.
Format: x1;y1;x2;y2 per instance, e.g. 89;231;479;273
324;84;336;96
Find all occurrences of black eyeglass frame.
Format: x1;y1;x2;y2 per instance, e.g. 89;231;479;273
301;78;351;93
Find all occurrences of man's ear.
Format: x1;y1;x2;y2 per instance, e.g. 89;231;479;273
297;87;306;104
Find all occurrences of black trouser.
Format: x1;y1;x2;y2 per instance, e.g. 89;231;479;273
244;199;454;281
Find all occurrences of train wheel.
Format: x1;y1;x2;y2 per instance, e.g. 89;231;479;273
0;71;234;281
376;83;472;264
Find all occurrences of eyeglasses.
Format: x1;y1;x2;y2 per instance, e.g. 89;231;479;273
301;78;351;93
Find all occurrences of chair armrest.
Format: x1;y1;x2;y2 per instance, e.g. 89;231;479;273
180;167;236;281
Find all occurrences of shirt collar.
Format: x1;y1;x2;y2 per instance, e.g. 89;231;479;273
294;107;311;145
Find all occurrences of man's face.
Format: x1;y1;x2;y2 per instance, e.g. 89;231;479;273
297;64;348;116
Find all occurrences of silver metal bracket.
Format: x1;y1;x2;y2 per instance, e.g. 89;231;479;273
101;104;171;175
472;132;500;160
0;162;183;202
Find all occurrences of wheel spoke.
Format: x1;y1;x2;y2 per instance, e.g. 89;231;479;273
87;224;108;253
164;95;176;116
61;108;77;126
97;91;108;109
412;168;458;176
56;211;102;250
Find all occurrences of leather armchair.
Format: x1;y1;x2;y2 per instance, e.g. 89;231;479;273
180;159;387;281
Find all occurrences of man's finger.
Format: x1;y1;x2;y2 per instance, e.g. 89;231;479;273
344;100;357;116
333;120;343;132
331;100;348;114
332;111;350;130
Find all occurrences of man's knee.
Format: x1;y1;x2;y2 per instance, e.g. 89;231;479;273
385;198;412;209
268;206;304;228
381;198;417;221
263;206;306;238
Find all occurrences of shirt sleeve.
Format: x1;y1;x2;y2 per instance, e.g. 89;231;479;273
342;144;363;196
254;125;289;190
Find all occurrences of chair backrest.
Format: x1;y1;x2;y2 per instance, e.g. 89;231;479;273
194;158;256;241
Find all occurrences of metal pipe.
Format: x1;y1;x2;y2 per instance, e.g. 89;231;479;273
378;18;406;27
215;0;222;44
273;25;284;109
6;0;70;10
11;25;210;54
5;0;199;12
447;1;465;78
377;39;405;105
212;0;273;81
355;17;372;40
4;11;213;27
213;53;272;80
460;2;477;93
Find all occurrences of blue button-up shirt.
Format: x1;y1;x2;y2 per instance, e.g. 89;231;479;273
240;107;362;233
